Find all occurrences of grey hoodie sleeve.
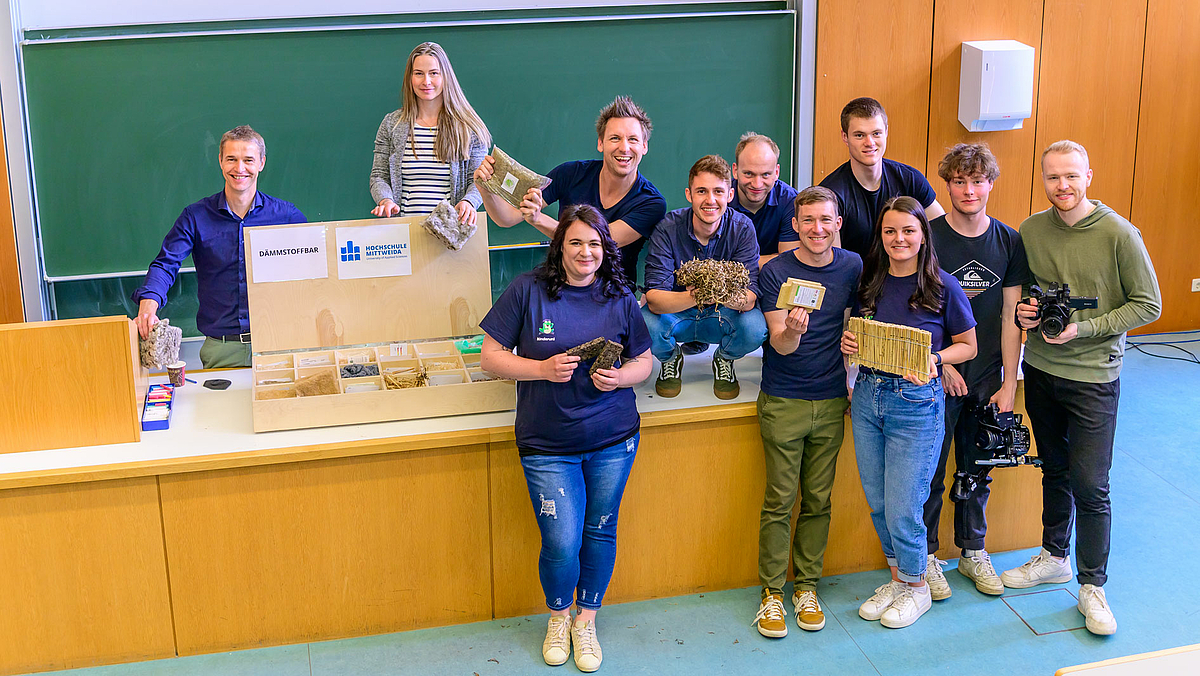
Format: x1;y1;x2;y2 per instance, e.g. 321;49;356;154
1076;228;1162;339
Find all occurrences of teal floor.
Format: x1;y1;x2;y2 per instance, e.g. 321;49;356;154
41;332;1200;676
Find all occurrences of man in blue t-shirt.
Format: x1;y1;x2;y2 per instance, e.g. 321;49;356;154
642;155;766;400
752;186;861;638
730;132;801;267
819;97;944;257
919;143;1029;603
474;96;667;288
133;125;307;368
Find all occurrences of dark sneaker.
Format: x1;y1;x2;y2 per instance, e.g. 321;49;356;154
712;354;739;399
655;350;684;398
680;340;708;356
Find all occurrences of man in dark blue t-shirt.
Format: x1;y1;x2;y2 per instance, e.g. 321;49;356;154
819;97;944;257
642;155;766;401
730;132;800;267
133;125;307;368
919;143;1029;602
474;96;666;288
752;186;861;638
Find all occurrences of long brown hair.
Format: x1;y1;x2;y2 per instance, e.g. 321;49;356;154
397;42;491;162
858;196;944;315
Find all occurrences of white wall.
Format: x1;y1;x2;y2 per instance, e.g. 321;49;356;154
19;0;744;30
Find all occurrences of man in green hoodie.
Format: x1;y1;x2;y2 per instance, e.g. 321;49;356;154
999;140;1161;636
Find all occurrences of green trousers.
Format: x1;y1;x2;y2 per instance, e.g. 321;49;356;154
757;392;847;592
199;337;252;369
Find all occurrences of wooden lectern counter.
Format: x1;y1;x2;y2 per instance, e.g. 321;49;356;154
0;354;1043;675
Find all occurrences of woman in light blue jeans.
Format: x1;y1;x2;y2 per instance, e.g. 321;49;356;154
841;197;977;629
480;205;653;672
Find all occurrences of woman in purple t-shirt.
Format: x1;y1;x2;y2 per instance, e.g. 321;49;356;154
841;196;977;629
480;204;652;672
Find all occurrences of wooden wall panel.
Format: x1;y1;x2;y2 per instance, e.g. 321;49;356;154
0;477;174;674
1031;0;1146;219
0;116;21;325
814;0;935;181
159;447;492;655
925;0;1044;229
0;317;145;453
1131;0;1200;333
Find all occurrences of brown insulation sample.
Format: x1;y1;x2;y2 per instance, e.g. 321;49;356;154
847;316;933;376
481;146;551;209
566;337;607;360
590;340;623;375
420;199;477;251
295;371;339;397
675;259;750;307
256;388;297;400
139;319;183;368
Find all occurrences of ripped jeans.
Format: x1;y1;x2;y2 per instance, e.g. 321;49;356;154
519;433;639;611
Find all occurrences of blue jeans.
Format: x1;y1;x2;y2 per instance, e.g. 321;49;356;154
851;371;945;582
641;305;767;362
520;433;640;611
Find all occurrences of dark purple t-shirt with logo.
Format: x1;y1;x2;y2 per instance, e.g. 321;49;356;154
929;215;1029;385
480;271;651;456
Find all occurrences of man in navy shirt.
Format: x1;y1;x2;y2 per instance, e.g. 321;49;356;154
819;97;944;257
920;143;1029;602
642;155;766;400
730;132;800;267
753;186;861;638
474;96;667;288
133;125;307;368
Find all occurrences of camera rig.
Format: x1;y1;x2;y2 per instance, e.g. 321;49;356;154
1018;282;1098;339
951;403;1041;502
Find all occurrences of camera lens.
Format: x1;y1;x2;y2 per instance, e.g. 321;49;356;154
1042;315;1065;337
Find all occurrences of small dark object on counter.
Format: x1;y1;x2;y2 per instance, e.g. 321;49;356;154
340;363;380;378
203;379;232;390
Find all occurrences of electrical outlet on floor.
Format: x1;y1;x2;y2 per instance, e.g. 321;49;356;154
1192;278;1200;292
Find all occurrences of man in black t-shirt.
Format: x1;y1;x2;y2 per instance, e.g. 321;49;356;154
920;143;1029;602
819;97;944;257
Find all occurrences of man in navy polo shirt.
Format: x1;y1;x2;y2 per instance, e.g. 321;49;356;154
474;96;667;288
753;185;861;638
133;125;307;368
730;132;800;267
642;155;766;400
819;97;944;257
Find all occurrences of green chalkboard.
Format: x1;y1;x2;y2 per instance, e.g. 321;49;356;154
26;11;794;282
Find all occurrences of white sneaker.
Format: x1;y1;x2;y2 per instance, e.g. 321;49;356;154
571;619;603;672
859;580;905;621
542;615;570;666
881;584;933;628
958;551;1004;595
926;555;951;600
1000;548;1073;589
1078;584;1117;635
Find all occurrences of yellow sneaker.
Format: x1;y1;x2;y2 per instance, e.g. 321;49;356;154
792;590;826;631
753;592;788;638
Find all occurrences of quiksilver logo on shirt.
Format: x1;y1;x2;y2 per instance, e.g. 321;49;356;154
951;260;1000;299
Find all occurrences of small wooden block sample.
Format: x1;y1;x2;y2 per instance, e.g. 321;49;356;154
776;278;827;310
847;316;932;375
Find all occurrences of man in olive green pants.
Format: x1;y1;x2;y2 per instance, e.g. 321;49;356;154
752;186;862;638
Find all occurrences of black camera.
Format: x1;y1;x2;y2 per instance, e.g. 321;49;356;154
1022;282;1098;338
950;403;1040;501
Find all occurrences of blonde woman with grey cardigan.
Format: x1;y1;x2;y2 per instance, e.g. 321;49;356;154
369;42;491;224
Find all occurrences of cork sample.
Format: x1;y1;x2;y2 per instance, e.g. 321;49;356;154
481;146;551;209
675;259;750;307
566;337;624;375
847;317;933;377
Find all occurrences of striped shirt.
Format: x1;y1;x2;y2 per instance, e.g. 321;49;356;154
399;126;453;216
